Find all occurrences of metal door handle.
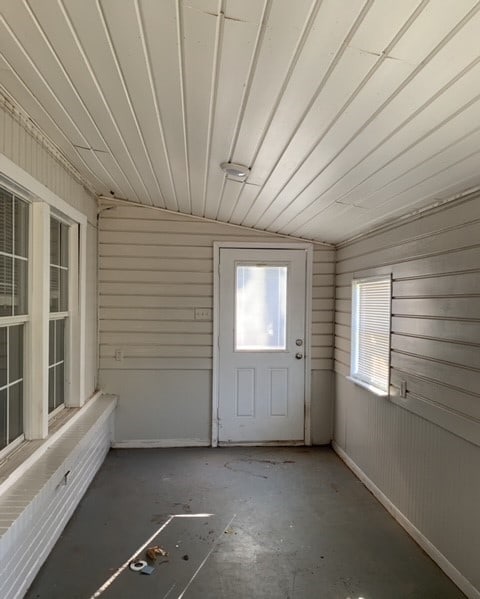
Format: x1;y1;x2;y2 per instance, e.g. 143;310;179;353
295;353;303;359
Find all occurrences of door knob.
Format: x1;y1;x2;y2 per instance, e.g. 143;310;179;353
295;352;303;359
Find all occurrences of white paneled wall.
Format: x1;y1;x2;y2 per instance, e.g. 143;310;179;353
99;204;335;444
0;94;98;398
334;194;480;598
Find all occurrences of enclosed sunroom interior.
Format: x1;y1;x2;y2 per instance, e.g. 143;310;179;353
0;1;479;598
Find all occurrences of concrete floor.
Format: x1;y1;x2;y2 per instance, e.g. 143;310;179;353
26;447;464;599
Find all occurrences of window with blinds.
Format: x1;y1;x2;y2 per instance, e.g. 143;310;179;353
350;276;392;396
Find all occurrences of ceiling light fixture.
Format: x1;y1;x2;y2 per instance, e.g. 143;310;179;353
220;162;250;181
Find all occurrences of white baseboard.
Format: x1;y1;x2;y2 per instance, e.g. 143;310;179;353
112;438;210;448
332;441;479;599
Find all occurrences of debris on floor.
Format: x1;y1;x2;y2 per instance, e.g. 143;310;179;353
145;545;169;561
129;560;147;572
140;565;155;575
182;554;189;561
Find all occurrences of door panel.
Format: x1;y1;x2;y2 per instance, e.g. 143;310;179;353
218;248;307;443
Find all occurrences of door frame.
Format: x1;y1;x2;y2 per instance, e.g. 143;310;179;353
212;241;313;447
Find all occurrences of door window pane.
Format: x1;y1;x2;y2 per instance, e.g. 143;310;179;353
235;265;287;351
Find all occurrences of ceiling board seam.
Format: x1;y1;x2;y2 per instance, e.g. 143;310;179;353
20;0;122;194
96;196;333;248
0;87;96;196
366;146;480;212
225;0;323;224
135;0;179;212
283;1;480;235
221;179;242;222
90;0;156;205
266;0;432;233
243;0;323;166
175;0;193;213
300;57;480;220
1;11;114;192
96;0;166;208
226;0;272;162
239;0;376;227
336;188;480;249
57;0;147;203
201;0;224;217
212;0;272;223
349;114;480;209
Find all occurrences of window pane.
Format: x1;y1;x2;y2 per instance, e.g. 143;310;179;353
49;320;55;366
50;266;59;312
0;328;6;389
8;381;23;443
60;222;69;267
0;388;7;450
60;269;68;311
55;362;64;408
50;217;60;266
14;198;29;258
0;254;13;317
13;258;28;315
9;325;23;383
0;189;13;255
235;265;287;351
48;366;55;412
56;319;65;364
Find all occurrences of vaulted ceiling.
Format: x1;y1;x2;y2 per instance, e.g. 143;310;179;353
1;0;480;244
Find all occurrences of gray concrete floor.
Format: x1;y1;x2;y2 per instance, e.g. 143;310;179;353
26;447;464;599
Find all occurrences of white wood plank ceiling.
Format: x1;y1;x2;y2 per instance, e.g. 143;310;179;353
1;0;480;244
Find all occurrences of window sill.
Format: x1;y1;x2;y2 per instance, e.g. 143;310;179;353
346;376;389;397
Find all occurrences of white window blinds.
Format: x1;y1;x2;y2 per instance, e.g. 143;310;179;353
351;276;391;395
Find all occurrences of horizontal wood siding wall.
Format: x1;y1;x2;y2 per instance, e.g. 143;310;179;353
0;97;98;398
334;194;480;597
99;204;334;371
98;204;335;443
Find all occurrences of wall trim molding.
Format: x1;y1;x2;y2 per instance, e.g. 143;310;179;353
112;439;210;448
332;441;480;599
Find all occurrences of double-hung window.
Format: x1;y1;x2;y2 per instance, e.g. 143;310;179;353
0;171;85;456
0;188;29;453
350;275;392;396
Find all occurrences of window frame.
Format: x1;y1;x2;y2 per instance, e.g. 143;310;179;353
349;274;392;397
0;156;87;447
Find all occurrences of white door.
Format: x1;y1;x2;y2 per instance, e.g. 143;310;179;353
217;248;307;443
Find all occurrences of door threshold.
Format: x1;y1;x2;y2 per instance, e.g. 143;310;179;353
218;440;305;447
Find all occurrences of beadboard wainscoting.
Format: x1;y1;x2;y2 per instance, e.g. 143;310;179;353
98;203;335;445
0;395;116;599
334;193;480;598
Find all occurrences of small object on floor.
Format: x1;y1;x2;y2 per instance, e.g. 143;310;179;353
129;560;148;572
182;554;189;561
146;545;168;561
140;565;155;575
